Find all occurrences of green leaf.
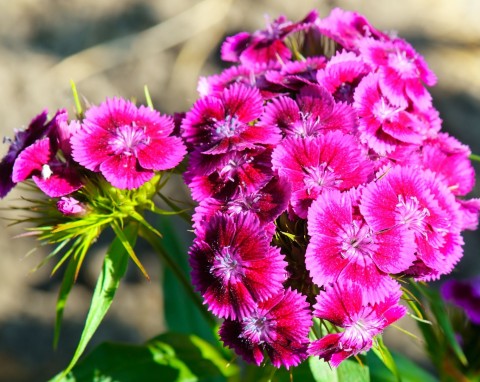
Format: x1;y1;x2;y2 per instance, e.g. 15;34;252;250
54;257;78;349
49;332;238;382
58;221;139;377
368;350;438;382
371;336;400;382
309;356;369;382
427;290;468;366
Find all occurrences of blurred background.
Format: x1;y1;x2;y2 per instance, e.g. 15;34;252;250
0;0;479;380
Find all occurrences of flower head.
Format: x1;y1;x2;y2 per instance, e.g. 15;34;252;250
71;97;186;190
309;282;406;366
220;288;312;368
0;110;53;197
189;213;287;320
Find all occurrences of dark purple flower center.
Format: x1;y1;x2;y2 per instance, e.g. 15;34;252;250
109;124;150;157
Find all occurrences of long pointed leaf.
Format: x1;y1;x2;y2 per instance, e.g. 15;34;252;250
56;221;139;378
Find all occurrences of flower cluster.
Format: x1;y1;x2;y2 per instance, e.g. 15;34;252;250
0;97;186;276
183;8;480;368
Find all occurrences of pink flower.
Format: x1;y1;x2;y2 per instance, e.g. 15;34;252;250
260;84;356;138
309;282;406;366
306;189;414;304
221;11;317;68
184;147;273;202
316;50;370;103
189;213;287;320
421;133;475;196
12;138;83;198
360;38;437;110
0;110;52;197
360;165;463;279
219;288;312;368
182;84;280;154
71;97;186;190
317;8;391;51
354;73;430;155
192;176;290;236
271;133;373;218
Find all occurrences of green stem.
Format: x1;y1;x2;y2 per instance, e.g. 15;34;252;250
156;192;193;224
139;225;216;329
469;153;480;162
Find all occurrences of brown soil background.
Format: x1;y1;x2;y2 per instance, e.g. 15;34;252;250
0;0;479;381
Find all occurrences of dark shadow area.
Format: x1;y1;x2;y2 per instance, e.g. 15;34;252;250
0;314;143;382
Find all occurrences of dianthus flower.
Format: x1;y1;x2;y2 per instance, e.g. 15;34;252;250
192;176;290;235
184;147;274;202
189;212;287;320
182;83;280;154
0;110;54;197
309;283;406;366
261;84;355;138
316;50;370;104
220;288;312;369
360;165;463;279
306;189;415;304
317;8;390;51
12;137;83;197
221;11;317;69
271;132;373;218
360;37;437;110
71;97;186;190
353;73;431;155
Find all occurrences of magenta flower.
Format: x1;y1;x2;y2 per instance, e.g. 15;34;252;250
317;8;390;51
260;84;356;138
421;133;475;196
0;110;52;197
316;50;370;103
197;66;258;98
457;199;480;231
306;189;414;304
71;97;186;190
182;84;280;155
221;11;317;68
309;282;406;366
271;133;373;218
219;288;312;368
360;38;437;110
441;277;480;325
184;147;273;202
360;165;463;279
12;138;83;198
192;176;290;235
189;213;287;320
264;57;327;91
354;73;430;155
